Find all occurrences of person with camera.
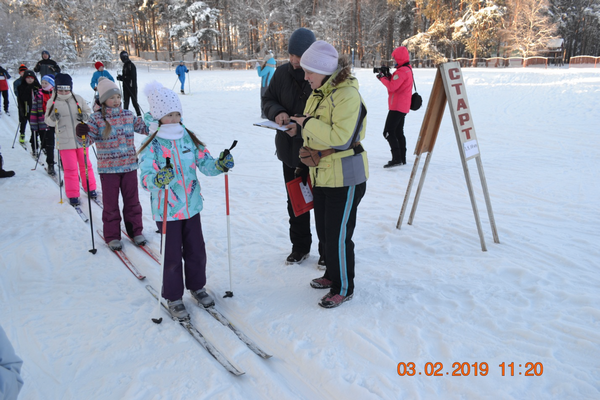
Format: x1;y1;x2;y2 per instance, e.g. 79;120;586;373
376;46;413;168
291;41;368;308
262;27;320;266
117;51;141;116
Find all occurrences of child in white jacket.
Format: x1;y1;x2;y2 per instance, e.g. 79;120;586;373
45;73;97;206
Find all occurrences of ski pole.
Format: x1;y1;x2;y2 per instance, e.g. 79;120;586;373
32;131;45;171
121;81;145;115
153;157;172;324
81;128;97;255
172;76;178;91
8;84;17;104
55;129;64;202
11;123;20;148
221;140;238;298
187;72;191;95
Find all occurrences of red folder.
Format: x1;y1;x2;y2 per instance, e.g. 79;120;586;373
286;176;314;217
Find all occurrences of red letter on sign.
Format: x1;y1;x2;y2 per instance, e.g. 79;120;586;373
456;98;468;111
462;127;473;140
452;83;463;96
449;68;460;80
458;113;470;126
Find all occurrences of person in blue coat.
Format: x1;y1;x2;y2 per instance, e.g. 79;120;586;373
0;324;24;399
257;52;276;118
175;61;189;94
90;62;115;91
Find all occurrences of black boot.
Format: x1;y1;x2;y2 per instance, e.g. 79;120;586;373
0;155;15;178
47;163;56;176
384;148;403;168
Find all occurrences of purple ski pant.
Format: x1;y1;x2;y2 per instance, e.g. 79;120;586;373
156;213;207;301
100;170;143;243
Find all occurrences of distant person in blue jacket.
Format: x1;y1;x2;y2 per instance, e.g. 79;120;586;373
257;52;276;118
0;324;24;399
175;61;189;94
90;61;115;91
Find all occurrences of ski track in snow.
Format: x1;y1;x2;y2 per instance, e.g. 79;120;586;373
1;66;599;399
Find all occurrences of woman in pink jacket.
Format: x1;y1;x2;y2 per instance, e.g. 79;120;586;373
377;46;413;168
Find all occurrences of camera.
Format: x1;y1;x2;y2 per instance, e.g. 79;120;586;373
373;66;391;77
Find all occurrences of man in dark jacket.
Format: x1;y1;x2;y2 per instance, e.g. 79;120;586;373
33;50;61;78
117;51;141;116
262;27;321;266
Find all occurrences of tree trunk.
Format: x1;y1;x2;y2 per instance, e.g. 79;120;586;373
386;3;395;60
151;7;158;60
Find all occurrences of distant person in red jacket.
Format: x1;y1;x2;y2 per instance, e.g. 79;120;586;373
377;46;413;168
0;64;11;115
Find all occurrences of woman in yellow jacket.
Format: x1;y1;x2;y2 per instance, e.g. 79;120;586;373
291;41;368;309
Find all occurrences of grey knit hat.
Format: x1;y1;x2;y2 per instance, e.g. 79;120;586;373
300;41;339;75
288;28;316;57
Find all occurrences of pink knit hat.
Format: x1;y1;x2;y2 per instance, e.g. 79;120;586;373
98;79;121;104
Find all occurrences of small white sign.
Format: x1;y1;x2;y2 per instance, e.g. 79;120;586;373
463;139;480;159
300;182;313;203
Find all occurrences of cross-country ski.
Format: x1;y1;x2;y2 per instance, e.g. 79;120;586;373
146;285;244;376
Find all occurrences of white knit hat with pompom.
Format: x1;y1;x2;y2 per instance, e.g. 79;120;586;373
144;80;182;121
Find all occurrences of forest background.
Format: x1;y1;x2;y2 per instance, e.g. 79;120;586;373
0;0;599;69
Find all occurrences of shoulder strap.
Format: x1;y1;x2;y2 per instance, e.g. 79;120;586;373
407;65;417;92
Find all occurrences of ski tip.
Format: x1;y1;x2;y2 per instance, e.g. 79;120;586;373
223;291;234;298
152;317;163;324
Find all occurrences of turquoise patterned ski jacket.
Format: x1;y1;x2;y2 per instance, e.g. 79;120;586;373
139;129;223;221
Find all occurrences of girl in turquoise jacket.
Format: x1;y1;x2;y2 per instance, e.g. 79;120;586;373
256;53;276;117
138;81;234;320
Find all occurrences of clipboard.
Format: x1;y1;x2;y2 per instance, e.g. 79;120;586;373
286;176;313;217
253;120;290;131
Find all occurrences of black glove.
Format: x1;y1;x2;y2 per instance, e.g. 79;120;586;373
116;74;123;81
294;165;309;185
76;123;90;138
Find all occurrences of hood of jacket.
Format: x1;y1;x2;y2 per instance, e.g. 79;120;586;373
314;68;359;98
391;46;410;66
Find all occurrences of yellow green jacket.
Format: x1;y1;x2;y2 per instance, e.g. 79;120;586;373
302;71;368;188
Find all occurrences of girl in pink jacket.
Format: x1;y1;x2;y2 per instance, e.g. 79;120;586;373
377;46;413;168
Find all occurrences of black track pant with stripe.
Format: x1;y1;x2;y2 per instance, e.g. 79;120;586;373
314;182;366;297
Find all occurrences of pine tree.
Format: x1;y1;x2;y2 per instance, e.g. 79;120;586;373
55;25;78;72
169;1;220;60
452;2;506;64
88;35;114;66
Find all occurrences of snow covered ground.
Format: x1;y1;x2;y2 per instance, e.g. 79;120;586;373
0;64;599;400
